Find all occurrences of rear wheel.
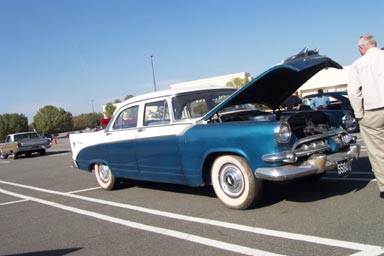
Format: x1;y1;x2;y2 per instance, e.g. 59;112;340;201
39;149;46;156
211;155;263;209
94;163;118;190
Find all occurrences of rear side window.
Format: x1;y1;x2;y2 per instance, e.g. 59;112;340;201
113;105;139;130
143;100;170;126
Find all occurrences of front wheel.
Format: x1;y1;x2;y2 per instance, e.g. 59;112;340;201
211;155;263;209
0;151;8;159
94;163;118;190
342;115;359;133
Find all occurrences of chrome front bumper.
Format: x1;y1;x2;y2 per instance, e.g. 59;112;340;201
254;144;360;181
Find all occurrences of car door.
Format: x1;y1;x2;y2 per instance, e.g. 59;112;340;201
105;105;140;179
135;98;186;184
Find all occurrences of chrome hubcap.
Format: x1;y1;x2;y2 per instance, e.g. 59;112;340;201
219;164;244;198
98;165;110;183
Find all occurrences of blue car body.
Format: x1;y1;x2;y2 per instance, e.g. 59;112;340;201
70;49;360;209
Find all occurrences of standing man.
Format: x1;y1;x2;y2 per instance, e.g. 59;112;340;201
282;91;302;111
348;34;384;199
310;89;330;110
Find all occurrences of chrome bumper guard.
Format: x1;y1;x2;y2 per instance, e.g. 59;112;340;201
254;144;360;181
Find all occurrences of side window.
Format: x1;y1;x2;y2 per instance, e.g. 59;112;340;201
180;98;209;119
144;100;170;126
113;105;139;130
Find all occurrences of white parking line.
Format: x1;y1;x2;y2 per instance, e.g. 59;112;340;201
0;199;28;206
322;177;376;182
327;171;374;175
0;186;101;205
349;172;373;175
0;187;283;256
67;187;101;194
0;180;383;255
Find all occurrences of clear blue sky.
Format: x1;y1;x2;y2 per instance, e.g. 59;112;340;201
1;0;384;123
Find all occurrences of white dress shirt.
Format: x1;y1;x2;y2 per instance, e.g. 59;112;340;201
348;47;384;118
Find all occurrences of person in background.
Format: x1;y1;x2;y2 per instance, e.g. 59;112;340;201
282;91;302;111
348;34;384;199
310;89;330;110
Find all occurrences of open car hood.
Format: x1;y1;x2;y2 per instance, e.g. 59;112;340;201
204;48;343;120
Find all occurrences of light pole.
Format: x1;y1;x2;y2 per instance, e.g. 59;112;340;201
90;99;95;113
150;55;157;91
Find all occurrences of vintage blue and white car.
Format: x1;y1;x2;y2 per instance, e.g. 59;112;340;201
70;49;360;209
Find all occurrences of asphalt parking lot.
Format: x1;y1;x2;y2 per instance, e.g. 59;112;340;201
1;135;384;256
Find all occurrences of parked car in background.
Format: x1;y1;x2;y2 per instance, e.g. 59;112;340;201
0;132;52;159
302;91;359;133
40;133;53;142
70;48;360;209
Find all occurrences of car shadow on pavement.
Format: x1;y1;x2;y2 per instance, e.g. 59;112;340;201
101;156;372;209
116;179;217;197
258;156;372;208
7;150;71;160
3;247;82;256
46;150;71;156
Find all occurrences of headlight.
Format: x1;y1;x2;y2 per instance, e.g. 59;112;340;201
274;122;291;144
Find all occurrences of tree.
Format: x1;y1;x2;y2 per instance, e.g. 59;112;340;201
104;102;116;118
72;112;104;130
0;113;29;140
124;94;134;101
226;77;251;89
33;105;73;133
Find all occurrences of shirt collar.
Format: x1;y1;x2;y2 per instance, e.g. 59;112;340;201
366;47;380;55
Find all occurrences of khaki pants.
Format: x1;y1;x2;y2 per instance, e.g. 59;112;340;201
359;108;384;192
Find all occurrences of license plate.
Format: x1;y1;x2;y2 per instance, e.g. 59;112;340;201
337;159;351;176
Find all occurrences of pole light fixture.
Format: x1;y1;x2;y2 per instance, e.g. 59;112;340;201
150;55;157;92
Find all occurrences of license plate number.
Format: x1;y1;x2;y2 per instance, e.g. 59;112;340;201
337;159;351;176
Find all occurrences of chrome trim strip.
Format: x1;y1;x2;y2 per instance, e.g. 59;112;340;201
294;144;331;157
262;144;330;163
262;130;351;163
292;131;340;150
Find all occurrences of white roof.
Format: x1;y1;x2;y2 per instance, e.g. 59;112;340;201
116;86;233;111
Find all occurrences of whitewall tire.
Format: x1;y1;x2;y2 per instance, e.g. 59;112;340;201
94;163;117;190
211;155;262;209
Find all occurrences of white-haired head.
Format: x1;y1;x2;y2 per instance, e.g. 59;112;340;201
358;34;378;55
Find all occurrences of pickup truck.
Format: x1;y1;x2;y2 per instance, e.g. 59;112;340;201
0;132;52;160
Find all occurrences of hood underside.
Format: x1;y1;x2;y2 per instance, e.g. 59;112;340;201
204;48;343;120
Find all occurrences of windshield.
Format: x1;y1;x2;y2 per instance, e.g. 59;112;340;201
172;89;235;120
